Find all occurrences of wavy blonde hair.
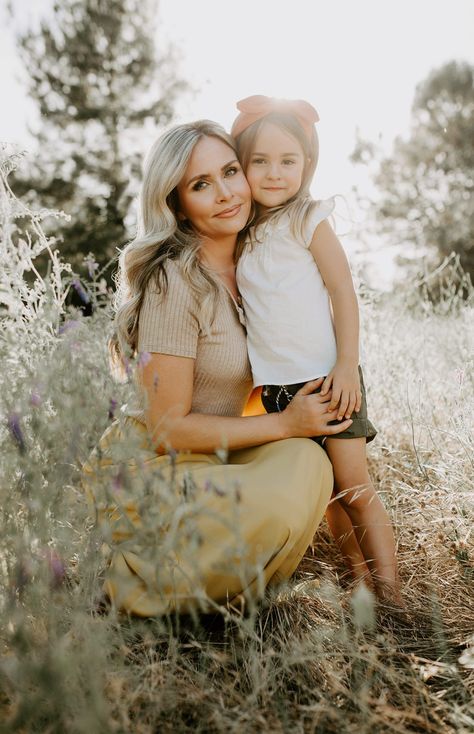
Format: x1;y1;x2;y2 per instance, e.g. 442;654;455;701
234;111;320;249
110;120;245;370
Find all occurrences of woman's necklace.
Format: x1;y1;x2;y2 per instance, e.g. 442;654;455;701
218;272;241;304
203;260;236;285
200;256;242;306
208;267;246;325
206;264;235;276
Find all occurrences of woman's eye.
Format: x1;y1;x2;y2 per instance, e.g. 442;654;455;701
225;166;238;177
192;180;208;191
252;158;266;165
282;159;295;165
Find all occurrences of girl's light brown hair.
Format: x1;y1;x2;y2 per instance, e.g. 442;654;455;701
234;111;321;247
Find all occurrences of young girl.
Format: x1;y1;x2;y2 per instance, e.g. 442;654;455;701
232;95;402;605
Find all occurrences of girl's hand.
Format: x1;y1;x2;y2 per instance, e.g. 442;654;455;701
320;363;361;420
282;378;353;438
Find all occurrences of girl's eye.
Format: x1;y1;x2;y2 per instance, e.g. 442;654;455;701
282;159;295;165
225;166;239;177
192;180;208;191
251;158;266;165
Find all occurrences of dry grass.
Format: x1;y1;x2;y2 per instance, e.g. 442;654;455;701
1;149;473;733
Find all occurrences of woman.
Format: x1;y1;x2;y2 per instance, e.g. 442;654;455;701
82;120;353;617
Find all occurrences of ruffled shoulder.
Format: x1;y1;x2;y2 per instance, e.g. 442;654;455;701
243;196;336;249
302;197;336;247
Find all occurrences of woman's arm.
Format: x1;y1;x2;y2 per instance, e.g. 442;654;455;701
309;219;362;419
139;354;353;454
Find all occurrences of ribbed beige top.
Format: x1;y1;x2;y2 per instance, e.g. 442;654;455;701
134;259;253;420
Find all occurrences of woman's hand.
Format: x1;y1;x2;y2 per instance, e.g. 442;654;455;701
281;378;353;438
320;362;361;420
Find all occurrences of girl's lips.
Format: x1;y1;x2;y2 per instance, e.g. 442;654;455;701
215;204;242;218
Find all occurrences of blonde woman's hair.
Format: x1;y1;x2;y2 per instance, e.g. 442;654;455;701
110;120;243;371
234;111;320;248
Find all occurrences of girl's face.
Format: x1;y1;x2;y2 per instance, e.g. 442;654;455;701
177;136;251;242
245;122;306;209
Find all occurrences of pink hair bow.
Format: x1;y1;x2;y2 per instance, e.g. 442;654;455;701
231;95;319;140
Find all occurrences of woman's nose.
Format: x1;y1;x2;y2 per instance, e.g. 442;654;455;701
216;179;232;201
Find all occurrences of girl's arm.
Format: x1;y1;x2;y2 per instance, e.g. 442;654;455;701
139;353;353;454
308;219;362;420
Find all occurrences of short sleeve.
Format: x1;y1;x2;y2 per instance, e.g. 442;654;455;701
137;262;199;358
303;197;336;247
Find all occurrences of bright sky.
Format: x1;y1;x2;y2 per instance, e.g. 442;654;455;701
1;0;473;286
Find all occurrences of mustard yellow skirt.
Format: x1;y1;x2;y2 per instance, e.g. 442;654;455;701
81;418;333;617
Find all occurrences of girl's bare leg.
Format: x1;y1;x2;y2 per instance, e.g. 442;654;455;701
325;437;402;604
325;495;372;587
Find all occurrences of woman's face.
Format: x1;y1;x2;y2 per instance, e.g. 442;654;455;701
176;136;251;241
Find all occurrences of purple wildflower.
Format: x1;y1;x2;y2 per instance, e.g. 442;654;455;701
137;351;151;368
112;465;127;492
30;390;42;407
58;319;80;336
86;259;99;279
45;549;66;589
7;413;26;454
108;398;118;420
123;357;133;378
71;278;90;304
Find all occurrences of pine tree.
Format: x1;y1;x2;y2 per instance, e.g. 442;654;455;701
352;61;474;280
12;0;188;271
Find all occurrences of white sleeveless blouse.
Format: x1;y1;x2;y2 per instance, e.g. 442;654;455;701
236;198;338;387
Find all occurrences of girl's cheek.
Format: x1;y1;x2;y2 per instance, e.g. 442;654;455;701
245;175;257;195
240;172;252;196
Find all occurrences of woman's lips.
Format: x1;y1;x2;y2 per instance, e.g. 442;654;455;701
215;204;242;218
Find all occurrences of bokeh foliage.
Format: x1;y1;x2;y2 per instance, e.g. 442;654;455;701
352;61;474;280
10;0;189;271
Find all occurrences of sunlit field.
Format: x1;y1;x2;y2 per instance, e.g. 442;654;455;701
1;149;473;733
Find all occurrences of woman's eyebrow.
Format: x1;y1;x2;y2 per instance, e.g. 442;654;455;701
251;151;301;157
186;159;239;187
